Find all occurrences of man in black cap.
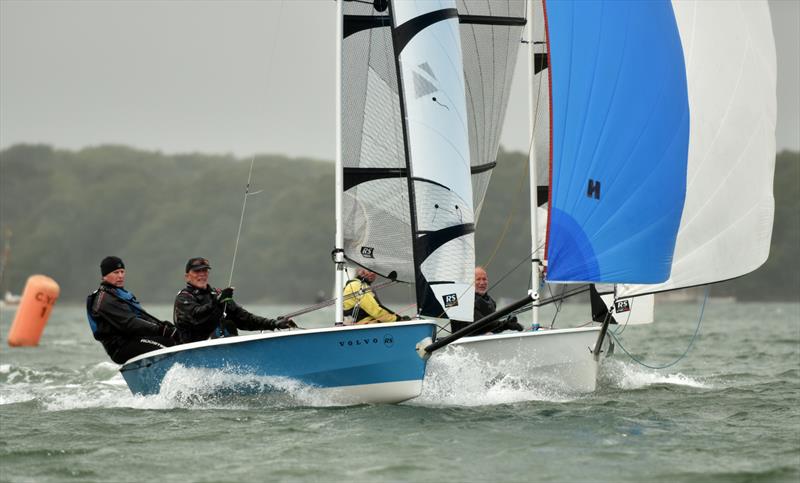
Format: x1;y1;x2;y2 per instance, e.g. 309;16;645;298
87;256;180;364
173;257;296;343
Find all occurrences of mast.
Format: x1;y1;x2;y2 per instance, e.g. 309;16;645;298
527;0;541;328
333;0;345;325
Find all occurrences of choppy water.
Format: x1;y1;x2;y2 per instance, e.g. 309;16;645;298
1;301;798;482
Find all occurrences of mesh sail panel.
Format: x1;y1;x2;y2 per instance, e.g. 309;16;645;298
458;0;525;221
341;1;412;280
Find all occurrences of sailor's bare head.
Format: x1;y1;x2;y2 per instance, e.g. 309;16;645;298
474;266;489;295
357;268;377;283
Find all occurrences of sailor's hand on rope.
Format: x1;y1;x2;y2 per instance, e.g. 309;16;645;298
275;317;297;330
504;316;524;332
216;287;234;305
161;323;180;341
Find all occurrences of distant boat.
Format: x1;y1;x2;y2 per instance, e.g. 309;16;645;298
0;228;17;308
0;290;21;309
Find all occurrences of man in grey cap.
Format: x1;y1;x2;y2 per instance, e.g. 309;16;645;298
87;256;180;364
173;257;296;343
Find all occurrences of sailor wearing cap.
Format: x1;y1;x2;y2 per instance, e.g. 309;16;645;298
173;257;297;343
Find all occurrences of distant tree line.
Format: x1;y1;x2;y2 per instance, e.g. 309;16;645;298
0;144;797;304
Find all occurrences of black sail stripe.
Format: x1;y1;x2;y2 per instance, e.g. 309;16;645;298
471;161;496;175
343;167;406;191
415;223;475;264
343;15;391;38
533;53;549;75
416;272;445;318
393;8;459;54
343;14;525;39
459;15;526;26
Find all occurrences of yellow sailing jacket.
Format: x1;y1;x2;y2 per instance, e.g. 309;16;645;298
342;279;399;324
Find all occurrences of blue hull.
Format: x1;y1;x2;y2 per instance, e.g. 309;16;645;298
119;322;436;404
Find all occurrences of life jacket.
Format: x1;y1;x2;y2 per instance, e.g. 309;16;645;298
86;291;100;337
342;279;363;322
85;286;147;337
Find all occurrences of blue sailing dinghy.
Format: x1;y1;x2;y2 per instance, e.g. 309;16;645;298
120;322;435;404
117;0;476;404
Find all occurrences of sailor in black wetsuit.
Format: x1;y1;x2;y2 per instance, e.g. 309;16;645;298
450;266;525;334
87;256;179;364
173;257;296;343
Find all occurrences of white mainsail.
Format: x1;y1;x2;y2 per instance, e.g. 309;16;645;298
340;0;476;321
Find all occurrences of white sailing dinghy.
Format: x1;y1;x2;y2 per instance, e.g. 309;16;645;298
119;0;485;404
424;0;777;393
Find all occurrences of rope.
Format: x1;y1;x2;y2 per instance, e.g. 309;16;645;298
608;287;708;370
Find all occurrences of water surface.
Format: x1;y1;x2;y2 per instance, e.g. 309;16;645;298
1;301;798;482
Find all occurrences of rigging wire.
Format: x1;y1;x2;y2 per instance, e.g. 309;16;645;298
608;287;708;370
228;156;262;287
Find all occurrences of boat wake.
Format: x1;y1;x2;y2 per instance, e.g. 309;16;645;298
0;362;354;411
2;356;712;412
412;346;584;406
599;359;711;390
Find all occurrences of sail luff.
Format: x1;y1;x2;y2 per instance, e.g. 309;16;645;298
334;0;345;325
528;0;542;327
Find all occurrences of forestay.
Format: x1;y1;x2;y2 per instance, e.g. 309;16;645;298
618;0;777;297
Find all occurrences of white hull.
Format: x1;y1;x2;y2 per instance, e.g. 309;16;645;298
441;326;603;393
316;380;424;405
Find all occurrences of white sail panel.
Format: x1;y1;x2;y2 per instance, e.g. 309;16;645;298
619;0;777;297
394;0;475;320
600;293;655;326
457;0;526;221
341;1;413;281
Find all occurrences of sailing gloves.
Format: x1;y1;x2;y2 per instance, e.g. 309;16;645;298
275;317;297;330
161;323;180;341
397;315;412;321
216;287;234;305
504;316;524;332
491;316;523;333
253;317;297;331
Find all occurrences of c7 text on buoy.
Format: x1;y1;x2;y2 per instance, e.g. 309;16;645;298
7;275;60;347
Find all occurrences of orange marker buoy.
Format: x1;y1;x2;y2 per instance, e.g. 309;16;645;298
7;275;60;347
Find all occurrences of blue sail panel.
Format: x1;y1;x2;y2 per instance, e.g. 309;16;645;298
544;0;689;284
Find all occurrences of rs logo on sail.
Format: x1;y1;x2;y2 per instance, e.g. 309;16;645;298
442;293;458;308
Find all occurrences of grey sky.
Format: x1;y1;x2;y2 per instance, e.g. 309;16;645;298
1;0;798;160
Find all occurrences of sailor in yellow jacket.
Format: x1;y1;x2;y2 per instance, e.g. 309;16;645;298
343;269;411;324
